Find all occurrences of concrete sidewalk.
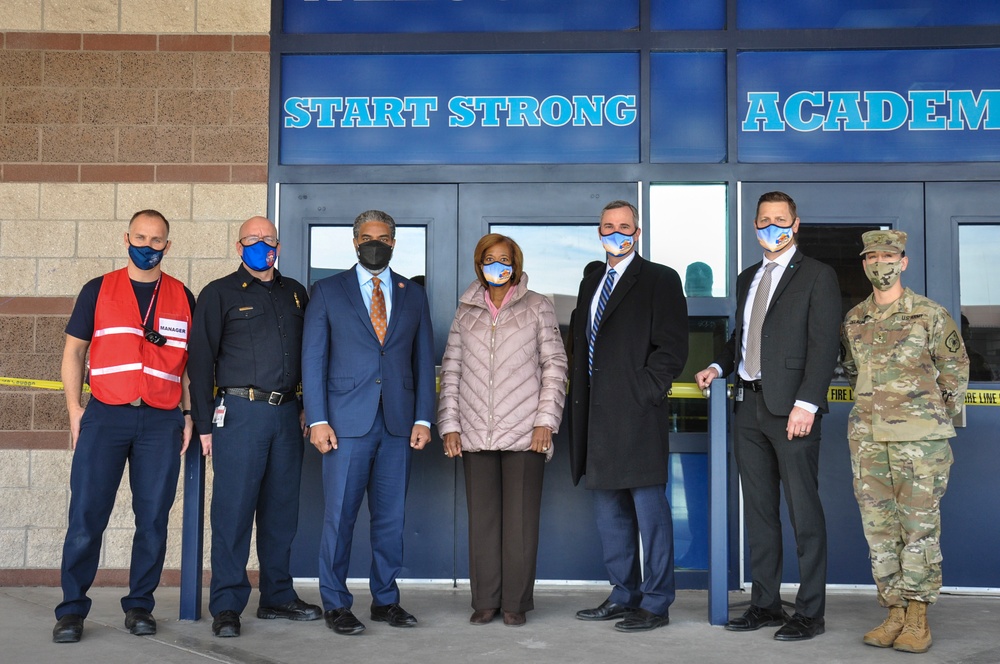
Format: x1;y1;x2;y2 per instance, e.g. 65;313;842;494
4;584;998;664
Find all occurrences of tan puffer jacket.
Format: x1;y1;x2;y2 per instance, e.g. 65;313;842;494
437;274;568;461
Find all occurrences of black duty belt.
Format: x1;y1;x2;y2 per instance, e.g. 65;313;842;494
221;387;297;405
740;379;763;393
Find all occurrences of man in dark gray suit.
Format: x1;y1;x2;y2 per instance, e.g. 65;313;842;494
696;191;841;641
569;200;688;633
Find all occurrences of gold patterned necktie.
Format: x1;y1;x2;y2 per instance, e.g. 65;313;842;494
370;276;387;345
744;262;777;378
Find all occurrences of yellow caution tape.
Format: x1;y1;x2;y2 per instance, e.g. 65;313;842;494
0;376;90;392
963;389;1000;406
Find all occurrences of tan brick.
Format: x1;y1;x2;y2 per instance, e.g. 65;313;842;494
156;255;190;284
32;392;68;430
194;52;268;90
0;0;44;31
26;527;65;568
38;258;114;296
28;450;72;488
163;527;183;568
40;183;115;220
0;351;61;382
0;393;33;430
1;220;76;257
231;88;267;125
121;0;195;34
0;316;35;354
2;164;77;183
0;451;30;488
167;220;230;259
192;184;266;221
119;126;192;164
194;126;268;163
197;0;270;33
0;184;40;220
0;258;37;296
43;51;119;87
0;50;43;87
0;124;40;162
189;258;234;295
76;220;127;258
81;88;155;126
34;315;71;352
120;51;193;89
4;89;79;125
116;183;192;221
41;126;116;163
158;89;230;126
0;487;68;527
102;528;134;567
43;0;118;32
0;529;27;567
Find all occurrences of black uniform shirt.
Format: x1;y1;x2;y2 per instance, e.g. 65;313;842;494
188;264;309;432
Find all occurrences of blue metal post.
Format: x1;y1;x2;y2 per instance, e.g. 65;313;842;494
179;441;205;621
707;378;729;626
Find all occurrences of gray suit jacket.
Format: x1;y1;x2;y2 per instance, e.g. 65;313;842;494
714;249;841;416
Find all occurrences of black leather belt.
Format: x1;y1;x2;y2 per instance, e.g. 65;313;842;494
740;379;763;393
221;387;297;405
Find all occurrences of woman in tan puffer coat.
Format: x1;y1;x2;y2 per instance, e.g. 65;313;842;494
438;233;568;628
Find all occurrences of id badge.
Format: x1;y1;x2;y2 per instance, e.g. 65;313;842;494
735;386;744;402
213;402;227;427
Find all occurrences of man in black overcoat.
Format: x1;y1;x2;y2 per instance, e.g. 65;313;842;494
696;191;841;641
568;200;688;632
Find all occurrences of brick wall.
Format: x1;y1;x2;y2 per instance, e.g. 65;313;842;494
0;0;270;585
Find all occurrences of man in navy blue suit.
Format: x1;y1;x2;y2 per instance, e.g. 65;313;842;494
302;209;436;636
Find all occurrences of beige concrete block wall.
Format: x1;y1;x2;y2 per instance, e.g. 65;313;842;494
1;0;271;586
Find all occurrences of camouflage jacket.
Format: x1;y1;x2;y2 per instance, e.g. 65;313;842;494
841;288;969;442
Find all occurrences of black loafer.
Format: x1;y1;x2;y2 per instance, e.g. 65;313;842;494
774;613;825;641
370;602;418;627
257;598;322;621
124;607;157;636
614;608;670;632
575;599;635;621
325;607;366;635
53;614;84;643
725;605;788;632
212;610;241;637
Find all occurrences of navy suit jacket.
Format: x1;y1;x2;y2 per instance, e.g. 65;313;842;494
301;266;436;438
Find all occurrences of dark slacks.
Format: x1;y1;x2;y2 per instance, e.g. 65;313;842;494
56;399;183;619
319;405;411;610
734;388;827;618
592;484;676;616
209;395;304;616
462;450;545;613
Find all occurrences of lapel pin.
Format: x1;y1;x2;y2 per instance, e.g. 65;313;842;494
398;282;405;288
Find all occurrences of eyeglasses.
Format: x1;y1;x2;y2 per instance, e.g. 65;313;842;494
239;235;279;247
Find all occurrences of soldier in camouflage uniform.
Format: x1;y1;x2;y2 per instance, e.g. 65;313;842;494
841;229;969;654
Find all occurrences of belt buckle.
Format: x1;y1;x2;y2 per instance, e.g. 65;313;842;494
267;391;282;406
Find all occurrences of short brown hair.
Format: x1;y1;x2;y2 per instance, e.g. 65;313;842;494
129;209;170;235
755;191;797;220
473;233;524;290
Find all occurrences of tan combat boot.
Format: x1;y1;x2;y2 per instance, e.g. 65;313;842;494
893;600;932;653
862;606;906;647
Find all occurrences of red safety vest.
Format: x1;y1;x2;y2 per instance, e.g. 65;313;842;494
89;268;191;409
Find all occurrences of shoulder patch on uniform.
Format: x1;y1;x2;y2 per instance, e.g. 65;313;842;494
945;330;961;353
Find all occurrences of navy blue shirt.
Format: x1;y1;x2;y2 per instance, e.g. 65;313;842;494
66;275;196;341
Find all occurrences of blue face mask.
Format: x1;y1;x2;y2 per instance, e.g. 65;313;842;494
128;241;165;271
241;241;277;272
601;231;635;257
481;261;513;287
755;224;795;253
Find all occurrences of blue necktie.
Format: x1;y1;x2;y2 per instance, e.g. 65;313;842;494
589;268;616;376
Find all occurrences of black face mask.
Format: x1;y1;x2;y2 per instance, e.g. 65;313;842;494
357;239;393;273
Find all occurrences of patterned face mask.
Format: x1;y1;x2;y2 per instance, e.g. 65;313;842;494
864;259;903;291
601;231;635;257
754;224;794;253
481;261;513;287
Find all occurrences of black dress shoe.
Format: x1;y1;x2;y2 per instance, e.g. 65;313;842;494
725;605;789;632
614;608;670;632
53;614;84;643
575;599;635;621
125;607;157;636
212;610;241;637
325;608;366;635
370;603;418;627
257;598;322;621
774;613;825;641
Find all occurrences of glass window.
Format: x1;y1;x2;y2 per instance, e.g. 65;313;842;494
652;0;725;30
649;184;728;297
959;225;1000;381
309;226;426;286
669;453;708;570
669;317;729;434
738;0;1000;29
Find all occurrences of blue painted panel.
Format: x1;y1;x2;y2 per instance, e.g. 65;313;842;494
651;52;727;163
739;0;1000;29
280;53;640;165
652;0;725;30
738;49;1000;163
282;0;638;34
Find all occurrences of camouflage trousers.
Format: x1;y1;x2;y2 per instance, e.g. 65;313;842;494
849;439;953;607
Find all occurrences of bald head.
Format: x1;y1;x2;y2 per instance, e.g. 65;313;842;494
239;216;277;241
